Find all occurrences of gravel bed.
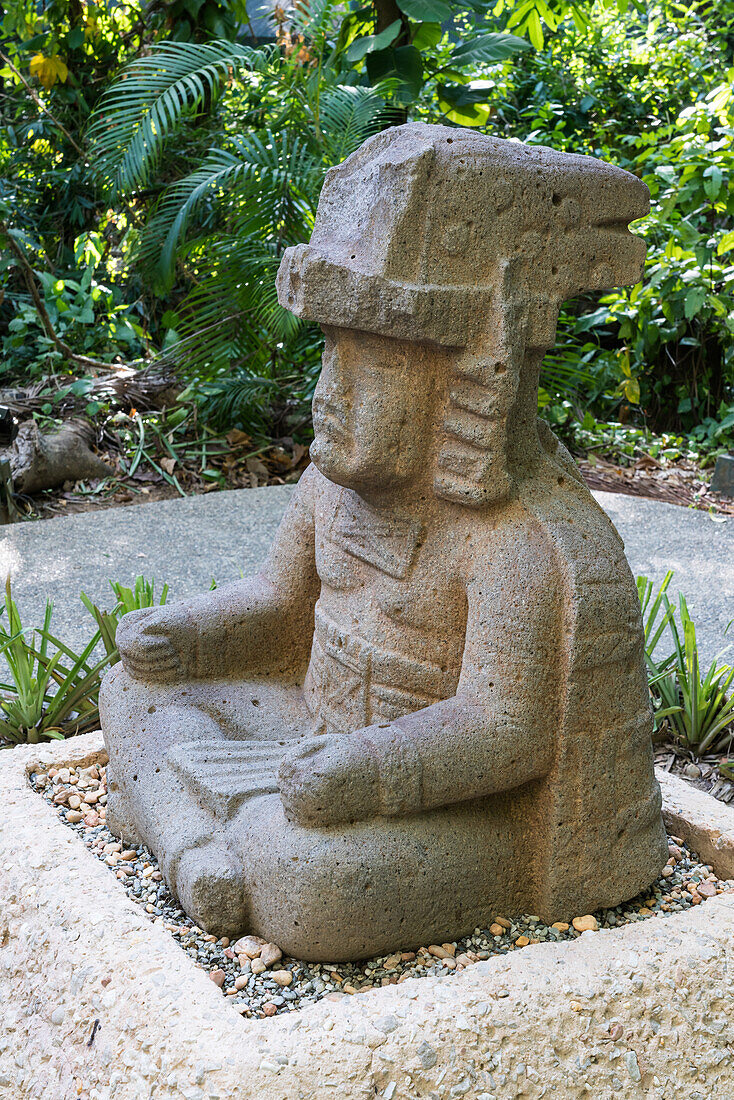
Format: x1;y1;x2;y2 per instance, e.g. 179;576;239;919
31;762;734;1020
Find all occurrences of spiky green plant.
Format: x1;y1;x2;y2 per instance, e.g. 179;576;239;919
81;575;170;660
0;579;111;745
637;573;734;754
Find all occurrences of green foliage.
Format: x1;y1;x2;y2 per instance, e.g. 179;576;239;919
86;40;269;196
492;1;734;438
638;572;734;755
552;409;734;468
0;230;149;379
596;79;734;431
81;575;169;659
2;0;733;451
0;573;170;747
83;3;533;434
86;22;398;433
0;578;111;744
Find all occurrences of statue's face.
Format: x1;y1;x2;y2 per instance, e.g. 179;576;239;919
311;327;434;493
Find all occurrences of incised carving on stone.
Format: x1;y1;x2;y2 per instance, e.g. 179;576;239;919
101;123;668;961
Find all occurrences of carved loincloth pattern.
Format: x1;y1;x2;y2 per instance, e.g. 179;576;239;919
304;606;452;734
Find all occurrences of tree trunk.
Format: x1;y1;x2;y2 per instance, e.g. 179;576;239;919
374;0;403;32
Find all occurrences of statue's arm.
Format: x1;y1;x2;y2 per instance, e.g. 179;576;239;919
279;520;563;824
117;466;320;682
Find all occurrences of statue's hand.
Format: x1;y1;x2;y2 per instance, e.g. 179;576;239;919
116;604;195;683
278;734;379;827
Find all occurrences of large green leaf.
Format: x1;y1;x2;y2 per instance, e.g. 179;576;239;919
397;0;452;21
438;81;495;108
345;19;402;62
451;32;532;65
366;46;424;103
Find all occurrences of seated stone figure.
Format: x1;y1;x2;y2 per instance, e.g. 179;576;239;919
101;123;668;961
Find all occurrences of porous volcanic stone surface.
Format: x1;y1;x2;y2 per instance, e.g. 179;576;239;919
101;124;667;958
2;733;734;1100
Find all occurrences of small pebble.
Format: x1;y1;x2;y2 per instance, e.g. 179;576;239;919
572;915;599;933
32;763;734;1021
260;943;282;967
428;945;450;959
233;935;265;958
271;970;293;987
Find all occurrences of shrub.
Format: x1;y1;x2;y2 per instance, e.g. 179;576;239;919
0;574;168;746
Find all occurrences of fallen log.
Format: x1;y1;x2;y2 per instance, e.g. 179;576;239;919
4;419;112;495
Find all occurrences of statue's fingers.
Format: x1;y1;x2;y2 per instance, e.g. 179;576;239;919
242;771;280;793
122;657;182;682
120;644;181;668
116;607;158;640
121;656;181;676
122;634;176;656
232;741;292;757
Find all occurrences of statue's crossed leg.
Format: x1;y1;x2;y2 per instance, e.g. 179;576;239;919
100;664;314;933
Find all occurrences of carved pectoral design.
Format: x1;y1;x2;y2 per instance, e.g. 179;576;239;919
305;607;449;735
325;490;423;579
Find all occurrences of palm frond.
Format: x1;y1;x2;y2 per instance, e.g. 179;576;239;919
87;41;272;195
139;130;321;289
290;0;343;47
170;235;304;374
318;85;392;165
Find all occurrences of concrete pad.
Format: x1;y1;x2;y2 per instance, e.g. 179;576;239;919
600;492;733;664
0;487;730;661
2;732;733;1099
0;487;293;650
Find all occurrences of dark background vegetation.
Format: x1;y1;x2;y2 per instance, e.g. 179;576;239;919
1;0;733;509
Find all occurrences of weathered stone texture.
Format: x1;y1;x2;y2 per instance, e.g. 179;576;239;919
1;736;734;1100
100;123;667;959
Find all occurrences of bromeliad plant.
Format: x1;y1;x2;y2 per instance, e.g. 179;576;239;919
637;572;734;756
0;578;110;744
0;574;169;747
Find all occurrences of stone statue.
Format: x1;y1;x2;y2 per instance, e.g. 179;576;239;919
101;123;668;962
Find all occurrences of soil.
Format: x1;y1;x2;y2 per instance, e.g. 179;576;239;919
655;742;734;804
11;434;311;521
576;453;734;515
12;441;733;522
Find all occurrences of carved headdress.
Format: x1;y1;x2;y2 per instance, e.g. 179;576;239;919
277;123;648;505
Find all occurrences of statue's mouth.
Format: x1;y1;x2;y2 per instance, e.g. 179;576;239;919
313;400;349;443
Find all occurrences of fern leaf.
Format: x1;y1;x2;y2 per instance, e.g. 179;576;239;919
87;41;272;195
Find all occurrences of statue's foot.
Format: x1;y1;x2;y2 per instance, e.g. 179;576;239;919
172;842;247;936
